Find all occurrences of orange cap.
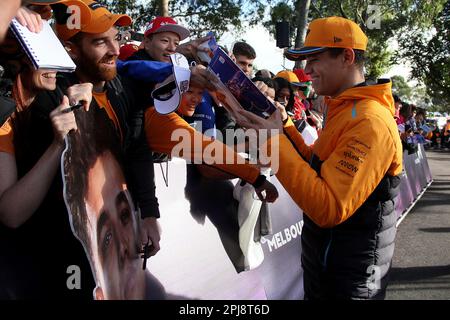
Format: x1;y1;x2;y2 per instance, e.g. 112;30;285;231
53;0;132;41
285;16;368;60
275;70;302;86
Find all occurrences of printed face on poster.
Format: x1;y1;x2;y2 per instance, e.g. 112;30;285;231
61;108;164;300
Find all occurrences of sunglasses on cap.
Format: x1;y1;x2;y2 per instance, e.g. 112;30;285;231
151;81;177;101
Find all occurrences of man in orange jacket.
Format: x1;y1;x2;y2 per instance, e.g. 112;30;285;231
235;16;403;299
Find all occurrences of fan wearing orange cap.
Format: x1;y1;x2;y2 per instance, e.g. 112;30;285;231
233;16;403;300
274;70;307;120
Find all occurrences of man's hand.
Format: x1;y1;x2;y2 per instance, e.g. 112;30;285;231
236;107;284;131
273;100;288;122
177;35;213;61
190;64;219;91
255;180;279;203
306;110;322;130
66;83;93;111
15;7;43;33
50;96;78;145
140;217;161;257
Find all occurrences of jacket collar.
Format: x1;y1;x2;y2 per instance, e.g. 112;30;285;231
325;79;394;119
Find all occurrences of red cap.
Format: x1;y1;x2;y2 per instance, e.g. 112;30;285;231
144;16;190;40
293;68;312;83
119;43;139;61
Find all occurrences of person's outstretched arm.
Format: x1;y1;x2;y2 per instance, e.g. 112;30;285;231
144;107;278;202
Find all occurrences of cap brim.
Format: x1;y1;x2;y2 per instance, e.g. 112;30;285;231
153;79;181;114
285;47;327;61
153;53;191;114
114;14;133;27
155;25;190;41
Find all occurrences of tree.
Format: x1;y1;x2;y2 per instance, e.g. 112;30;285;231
159;0;169;17
102;1;153;28
397;0;450;111
104;0;266;39
263;1;311;69
391;75;413;100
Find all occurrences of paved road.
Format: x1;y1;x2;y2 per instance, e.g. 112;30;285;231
386;150;450;300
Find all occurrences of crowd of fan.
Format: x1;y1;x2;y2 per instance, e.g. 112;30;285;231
393;94;450;152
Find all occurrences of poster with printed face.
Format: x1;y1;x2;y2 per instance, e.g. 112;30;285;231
61;107;306;300
61;107;167;300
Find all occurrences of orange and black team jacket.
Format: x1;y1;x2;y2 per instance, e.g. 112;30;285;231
267;80;404;299
270;80;403;227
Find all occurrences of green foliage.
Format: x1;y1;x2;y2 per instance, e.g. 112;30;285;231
263;2;296;44
102;0;154;28
103;0;266;39
397;0;450;111
391;75;413;100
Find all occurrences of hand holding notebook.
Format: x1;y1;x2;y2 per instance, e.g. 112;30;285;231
10;18;76;72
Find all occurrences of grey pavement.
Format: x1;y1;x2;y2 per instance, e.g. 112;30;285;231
386;149;450;300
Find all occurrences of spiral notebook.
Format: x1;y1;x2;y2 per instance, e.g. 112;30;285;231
9;18;76;72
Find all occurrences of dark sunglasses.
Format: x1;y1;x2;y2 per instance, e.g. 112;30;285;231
151;81;177;101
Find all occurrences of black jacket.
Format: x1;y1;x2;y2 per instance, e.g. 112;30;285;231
301;156;400;300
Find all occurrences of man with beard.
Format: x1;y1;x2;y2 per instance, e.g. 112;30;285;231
46;0;164;260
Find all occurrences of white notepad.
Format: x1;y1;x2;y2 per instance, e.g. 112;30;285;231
9;18;76;72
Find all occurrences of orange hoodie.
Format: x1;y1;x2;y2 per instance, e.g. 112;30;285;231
268;80;403;228
444;122;450;136
144;107;261;184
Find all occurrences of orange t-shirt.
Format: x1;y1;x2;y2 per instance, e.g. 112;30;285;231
93;91;123;142
0;118;15;155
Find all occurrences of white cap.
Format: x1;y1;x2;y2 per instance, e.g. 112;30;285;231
152;53;191;114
